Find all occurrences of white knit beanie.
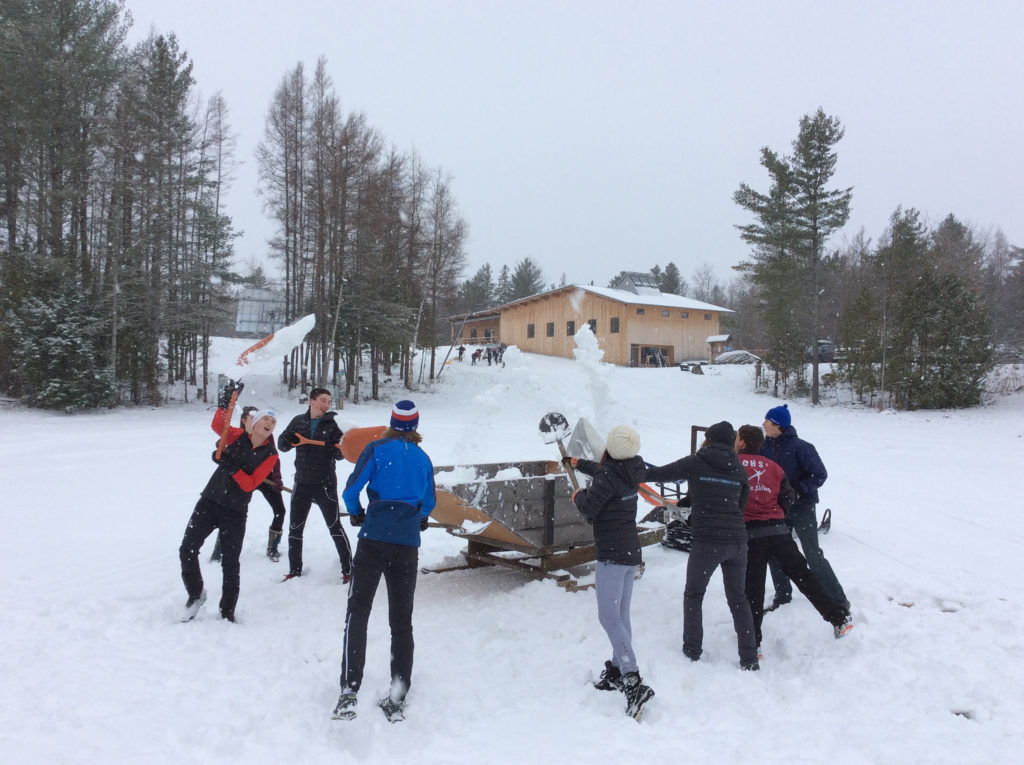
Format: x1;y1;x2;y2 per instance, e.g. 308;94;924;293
606;425;641;460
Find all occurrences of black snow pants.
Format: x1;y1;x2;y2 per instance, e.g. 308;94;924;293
746;531;848;647
179;497;247;617
287;482;352;576
339;538;418;701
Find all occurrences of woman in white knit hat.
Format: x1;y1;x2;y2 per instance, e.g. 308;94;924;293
570;425;655;720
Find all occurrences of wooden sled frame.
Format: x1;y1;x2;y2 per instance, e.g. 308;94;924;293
426;460;665;591
423;527;665;591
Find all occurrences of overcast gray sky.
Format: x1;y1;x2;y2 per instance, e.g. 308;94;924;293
124;0;1024;291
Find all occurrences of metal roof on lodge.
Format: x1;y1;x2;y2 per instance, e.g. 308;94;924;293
503;284;734;313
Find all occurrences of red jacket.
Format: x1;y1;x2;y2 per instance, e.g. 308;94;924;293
739;453;793;523
209;408;279;496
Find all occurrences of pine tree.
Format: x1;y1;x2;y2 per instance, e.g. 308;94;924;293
9;283;115;409
495;264;513;304
660;262;685;296
888;273;991;409
509;258;545;300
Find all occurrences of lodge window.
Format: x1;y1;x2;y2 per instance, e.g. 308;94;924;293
546;322;554;337
661;310;670;317
470;329;477;338
610;317;620;333
588;319;597;333
704;313;712;320
527;323;535;338
636;308;645;315
680;311;688;319
566;320;575;335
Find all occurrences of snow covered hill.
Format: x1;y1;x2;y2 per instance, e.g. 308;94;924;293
1;337;1022;764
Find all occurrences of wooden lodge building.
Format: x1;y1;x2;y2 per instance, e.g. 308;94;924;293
448;272;733;366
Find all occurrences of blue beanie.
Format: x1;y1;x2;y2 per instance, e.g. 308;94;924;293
765;404;791;428
390;400;419;432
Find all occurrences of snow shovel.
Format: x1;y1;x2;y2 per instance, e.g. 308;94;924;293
539;412;580;491
566;416;605;461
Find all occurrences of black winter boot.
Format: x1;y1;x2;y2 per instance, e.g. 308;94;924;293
622;671;655;720
267;529;282;562
593;661;623;691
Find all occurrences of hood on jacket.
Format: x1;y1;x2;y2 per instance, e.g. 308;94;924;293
697;441;740;472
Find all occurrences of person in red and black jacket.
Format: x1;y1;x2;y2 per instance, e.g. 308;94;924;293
208;406;288;562
179;380;279;622
736;425;852;652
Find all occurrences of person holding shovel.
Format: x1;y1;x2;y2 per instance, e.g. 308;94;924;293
179;380;279;622
277;388;352;582
570;425;656;721
208;405;288;563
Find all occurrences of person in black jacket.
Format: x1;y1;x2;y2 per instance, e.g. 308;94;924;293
644;421;759;670
277;388;352;581
208;405;288;563
571;425;654;720
179;381;279;622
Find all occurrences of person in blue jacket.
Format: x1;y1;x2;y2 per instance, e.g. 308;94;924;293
332;400;436;723
760;404;849;610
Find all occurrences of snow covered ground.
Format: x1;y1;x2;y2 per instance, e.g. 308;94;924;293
2;334;1023;764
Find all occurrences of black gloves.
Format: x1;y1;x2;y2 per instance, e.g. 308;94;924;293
349;513;364;527
420;516;430;532
218;378;244;409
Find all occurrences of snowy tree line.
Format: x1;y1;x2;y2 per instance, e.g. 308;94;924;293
255;58;467;401
730;109;1023;410
1;0;237;407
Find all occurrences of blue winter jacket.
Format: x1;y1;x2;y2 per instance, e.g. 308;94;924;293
342;436;436;548
759;426;827;504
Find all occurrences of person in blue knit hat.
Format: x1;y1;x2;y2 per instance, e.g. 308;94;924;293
333;400;436;723
760;404;849;611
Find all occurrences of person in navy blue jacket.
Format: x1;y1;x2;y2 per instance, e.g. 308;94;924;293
760;404;849;610
332;400;436;723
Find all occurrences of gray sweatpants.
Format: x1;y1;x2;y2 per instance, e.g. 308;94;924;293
595;561;639;674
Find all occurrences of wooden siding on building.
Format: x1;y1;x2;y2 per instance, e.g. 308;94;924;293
498;288;722;366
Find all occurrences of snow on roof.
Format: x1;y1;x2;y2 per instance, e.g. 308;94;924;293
707;334;732;343
571;285;733;313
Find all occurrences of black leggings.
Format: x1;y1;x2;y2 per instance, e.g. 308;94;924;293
256;483;287;533
746;532;847;646
179;497;247;616
339;538;418;699
287;482;352;575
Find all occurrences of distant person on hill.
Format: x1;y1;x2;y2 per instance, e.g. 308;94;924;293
644;421;759;670
277;388;352;582
736;424;852;651
760;404;849;611
209;405;287;563
570;425;656;720
179;379;278;622
332;400;436;723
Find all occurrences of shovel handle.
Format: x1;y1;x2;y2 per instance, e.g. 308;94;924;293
214;390;240;460
292;432;326;448
555;438;580;492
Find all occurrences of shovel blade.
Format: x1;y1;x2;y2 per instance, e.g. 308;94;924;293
539;412;570;444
